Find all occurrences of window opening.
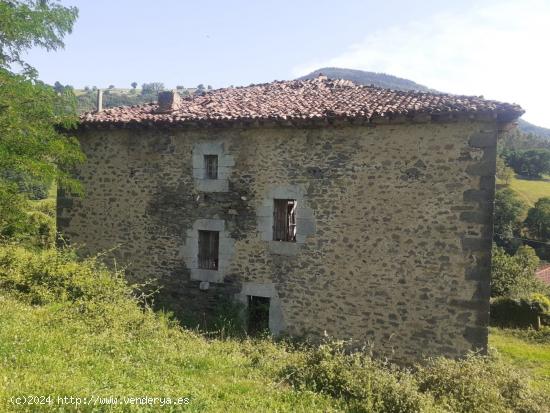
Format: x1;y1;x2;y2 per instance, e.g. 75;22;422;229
198;230;219;270
204;155;218;179
273;199;297;242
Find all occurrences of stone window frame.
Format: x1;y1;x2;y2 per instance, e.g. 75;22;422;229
182;219;235;283
235;282;285;336
257;185;315;256
192;142;234;192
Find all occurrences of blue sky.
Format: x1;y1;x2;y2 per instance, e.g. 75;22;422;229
25;0;550;127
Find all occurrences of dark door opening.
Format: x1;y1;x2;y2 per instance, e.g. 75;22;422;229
247;295;270;335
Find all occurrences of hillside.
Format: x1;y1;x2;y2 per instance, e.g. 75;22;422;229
508;175;550;207
298;67;549;139
518;119;550;139
1;245;549;412
298;67;433;92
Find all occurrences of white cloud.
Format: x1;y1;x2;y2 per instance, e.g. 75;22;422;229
293;0;550;128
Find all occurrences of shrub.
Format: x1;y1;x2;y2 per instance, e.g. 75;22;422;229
491;245;543;297
0;244;167;338
31;198;56;218
490;296;550;328
0;245;131;306
416;353;548;413
281;340;437;413
26;209;56;248
280;339;550;413
507;326;550;343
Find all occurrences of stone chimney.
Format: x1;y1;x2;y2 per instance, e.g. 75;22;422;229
96;89;103;112
157;90;182;113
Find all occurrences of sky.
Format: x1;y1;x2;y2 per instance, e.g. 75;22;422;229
25;0;550;127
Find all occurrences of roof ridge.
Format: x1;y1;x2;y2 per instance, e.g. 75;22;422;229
80;77;524;126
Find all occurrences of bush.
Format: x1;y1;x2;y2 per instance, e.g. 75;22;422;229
506;326;550;343
31;198;56;218
280;339;550;413
491;245;544;297
281;340;437;413
491;296;550;328
1;245;549;412
416;353;548;413
26;210;56;248
0;245;132;306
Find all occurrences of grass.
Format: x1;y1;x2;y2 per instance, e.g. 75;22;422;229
0;295;340;412
2;295;548;413
1;247;549;412
490;327;550;393
508;174;550;206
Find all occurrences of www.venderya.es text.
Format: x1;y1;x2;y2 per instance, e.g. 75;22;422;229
10;395;191;407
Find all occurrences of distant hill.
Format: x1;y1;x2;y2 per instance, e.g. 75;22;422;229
517;119;550;139
298;67;549;140
298;67;434;92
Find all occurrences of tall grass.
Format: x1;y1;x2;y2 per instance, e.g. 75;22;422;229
0;245;548;412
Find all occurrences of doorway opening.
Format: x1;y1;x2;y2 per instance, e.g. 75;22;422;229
247;295;270;335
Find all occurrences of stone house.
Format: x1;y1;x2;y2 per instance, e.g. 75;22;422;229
58;76;523;361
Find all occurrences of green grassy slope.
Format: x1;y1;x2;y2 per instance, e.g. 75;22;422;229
1;245;549;412
490;328;550;393
508;175;550;206
0;295;339;412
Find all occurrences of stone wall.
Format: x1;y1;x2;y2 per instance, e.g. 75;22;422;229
58;120;498;362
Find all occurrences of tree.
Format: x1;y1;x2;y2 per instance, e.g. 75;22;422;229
491;244;541;297
53;80;64;93
525;197;550;241
0;1;82;238
131;82;137;89
0;1;78;74
141;82;164;96
504;149;550;178
496;156;514;185
108;84;115;89
493;188;526;252
207;85;212;90
196;84;205;90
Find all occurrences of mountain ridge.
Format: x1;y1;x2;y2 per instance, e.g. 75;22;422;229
298;67;549;139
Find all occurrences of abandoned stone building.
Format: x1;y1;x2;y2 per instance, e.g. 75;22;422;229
58;76;524;361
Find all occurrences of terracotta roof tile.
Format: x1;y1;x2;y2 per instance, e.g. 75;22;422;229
536;264;550;285
81;77;524;127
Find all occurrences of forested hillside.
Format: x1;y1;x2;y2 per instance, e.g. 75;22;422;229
299;67;550;141
298;67;433;92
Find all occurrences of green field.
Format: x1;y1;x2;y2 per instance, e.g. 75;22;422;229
508;175;550;206
0;294;343;413
490;328;550;393
1;245;548;412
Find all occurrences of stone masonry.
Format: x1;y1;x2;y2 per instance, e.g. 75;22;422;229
59;119;502;362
